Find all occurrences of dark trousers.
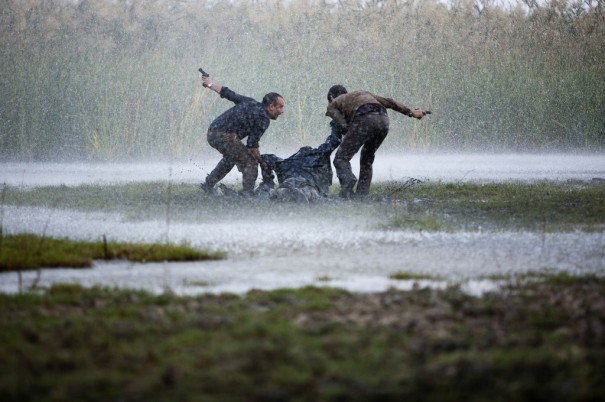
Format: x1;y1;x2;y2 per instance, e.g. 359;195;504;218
205;130;258;192
333;111;389;197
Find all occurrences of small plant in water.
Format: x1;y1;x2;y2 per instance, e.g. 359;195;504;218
389;271;436;281
316;275;333;282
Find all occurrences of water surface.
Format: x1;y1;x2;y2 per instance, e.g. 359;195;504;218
2;153;604;295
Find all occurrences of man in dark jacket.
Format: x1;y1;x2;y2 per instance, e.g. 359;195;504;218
200;74;284;195
325;85;427;199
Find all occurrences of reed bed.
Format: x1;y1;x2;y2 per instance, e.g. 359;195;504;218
1;0;603;160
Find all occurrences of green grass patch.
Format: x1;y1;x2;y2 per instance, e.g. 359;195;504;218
0;233;225;272
380;214;445;231
0;277;604;401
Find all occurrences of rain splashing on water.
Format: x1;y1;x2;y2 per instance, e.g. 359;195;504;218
2;154;604;295
1;0;604;295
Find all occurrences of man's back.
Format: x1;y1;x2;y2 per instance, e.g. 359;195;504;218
208;88;269;148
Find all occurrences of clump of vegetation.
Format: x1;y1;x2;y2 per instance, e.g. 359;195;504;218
0;233;225;272
0;278;603;401
389;271;438;281
377;180;605;232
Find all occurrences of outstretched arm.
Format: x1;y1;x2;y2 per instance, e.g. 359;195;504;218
373;94;428;120
201;74;254;105
317;120;345;153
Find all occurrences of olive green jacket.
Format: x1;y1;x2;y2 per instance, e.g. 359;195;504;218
325;90;412;127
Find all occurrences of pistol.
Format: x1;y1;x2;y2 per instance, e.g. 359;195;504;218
198;67;211;88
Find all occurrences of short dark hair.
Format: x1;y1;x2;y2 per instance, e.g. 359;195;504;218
262;92;283;107
327;85;347;102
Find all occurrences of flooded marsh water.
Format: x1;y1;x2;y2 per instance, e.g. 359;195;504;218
1;153;604;295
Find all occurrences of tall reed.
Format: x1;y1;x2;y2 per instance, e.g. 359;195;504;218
0;0;603;160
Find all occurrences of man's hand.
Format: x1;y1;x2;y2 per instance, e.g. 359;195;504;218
201;75;222;93
201;74;212;88
249;148;270;172
410;109;427;119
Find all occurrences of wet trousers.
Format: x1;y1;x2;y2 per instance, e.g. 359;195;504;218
333;111;389;198
205;130;258;193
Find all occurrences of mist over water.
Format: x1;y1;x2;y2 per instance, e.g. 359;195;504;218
2;153;604;188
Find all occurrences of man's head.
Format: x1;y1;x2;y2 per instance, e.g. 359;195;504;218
327;85;347;103
263;92;285;120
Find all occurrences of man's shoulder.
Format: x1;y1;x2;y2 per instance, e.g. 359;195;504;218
338;90;376;102
334;91;378;109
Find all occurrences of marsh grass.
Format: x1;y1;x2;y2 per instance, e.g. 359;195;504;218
0;233;225;272
0;279;603;401
1;0;603;160
378;180;605;232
